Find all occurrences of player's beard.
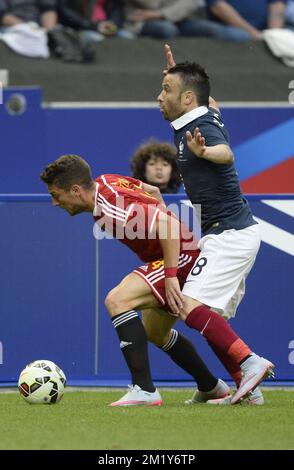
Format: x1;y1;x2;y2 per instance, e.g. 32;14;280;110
67;205;84;216
161;101;182;122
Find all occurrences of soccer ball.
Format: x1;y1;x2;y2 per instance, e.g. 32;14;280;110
18;359;66;404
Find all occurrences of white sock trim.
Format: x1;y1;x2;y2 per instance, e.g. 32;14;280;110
162;329;178;352
112;310;138;329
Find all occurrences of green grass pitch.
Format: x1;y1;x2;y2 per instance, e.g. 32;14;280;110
1;389;293;450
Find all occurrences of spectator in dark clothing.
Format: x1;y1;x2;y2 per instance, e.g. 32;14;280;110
206;0;286;41
0;0;57;30
58;0;134;41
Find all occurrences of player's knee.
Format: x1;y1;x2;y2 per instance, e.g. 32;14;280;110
104;288;133;317
105;289;121;316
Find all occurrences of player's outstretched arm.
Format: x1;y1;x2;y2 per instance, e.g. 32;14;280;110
156;211;184;315
186;127;207;157
163;44;220;112
163;44;176;75
186;127;234;164
201;144;234;164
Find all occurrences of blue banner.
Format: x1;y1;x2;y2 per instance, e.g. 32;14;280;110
0;194;293;384
0;88;293;194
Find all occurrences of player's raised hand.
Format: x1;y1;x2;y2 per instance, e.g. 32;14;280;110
186;127;206;158
165;277;184;316
163;44;176;75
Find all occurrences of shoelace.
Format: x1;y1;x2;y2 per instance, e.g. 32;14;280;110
127;384;141;393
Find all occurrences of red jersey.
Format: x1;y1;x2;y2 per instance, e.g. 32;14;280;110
93;174;197;262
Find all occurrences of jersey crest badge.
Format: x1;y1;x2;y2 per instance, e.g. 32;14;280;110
179;139;184;156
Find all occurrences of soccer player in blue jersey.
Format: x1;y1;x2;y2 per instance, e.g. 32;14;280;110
156;45;274;405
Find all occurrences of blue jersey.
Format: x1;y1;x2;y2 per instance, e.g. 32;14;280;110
172;106;257;236
207;0;285;30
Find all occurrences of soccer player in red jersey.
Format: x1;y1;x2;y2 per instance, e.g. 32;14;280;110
40;154;272;406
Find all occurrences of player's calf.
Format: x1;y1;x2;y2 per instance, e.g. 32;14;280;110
111;310;156;393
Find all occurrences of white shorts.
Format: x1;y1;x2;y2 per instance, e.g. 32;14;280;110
182;224;261;319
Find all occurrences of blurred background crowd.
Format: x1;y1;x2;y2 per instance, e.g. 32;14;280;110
0;1;293;61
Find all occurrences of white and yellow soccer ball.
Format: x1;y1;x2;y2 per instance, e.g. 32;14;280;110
18;360;66;404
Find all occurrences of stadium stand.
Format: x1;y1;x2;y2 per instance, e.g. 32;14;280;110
0;38;293;101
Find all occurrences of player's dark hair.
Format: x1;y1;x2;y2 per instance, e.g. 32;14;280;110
130;140;182;194
168;62;210;107
40;154;93;191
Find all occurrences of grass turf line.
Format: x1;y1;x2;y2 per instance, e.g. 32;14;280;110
0;390;293;450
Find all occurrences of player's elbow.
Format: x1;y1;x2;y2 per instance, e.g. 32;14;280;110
209;96;220;112
227;149;234;164
151;186;161;198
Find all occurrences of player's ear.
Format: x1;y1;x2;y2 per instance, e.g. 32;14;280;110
71;184;81;196
184;91;194;106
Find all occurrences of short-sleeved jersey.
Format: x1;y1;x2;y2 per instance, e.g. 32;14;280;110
93;174;197;262
172;106;257;236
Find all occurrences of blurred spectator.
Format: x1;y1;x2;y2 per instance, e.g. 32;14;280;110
58;0;134;41
123;0;233;39
0;0;57;58
286;0;294;25
131;140;182;194
206;0;286;41
0;0;57;30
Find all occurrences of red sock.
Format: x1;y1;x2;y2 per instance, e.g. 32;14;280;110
207;343;242;386
185;305;252;369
